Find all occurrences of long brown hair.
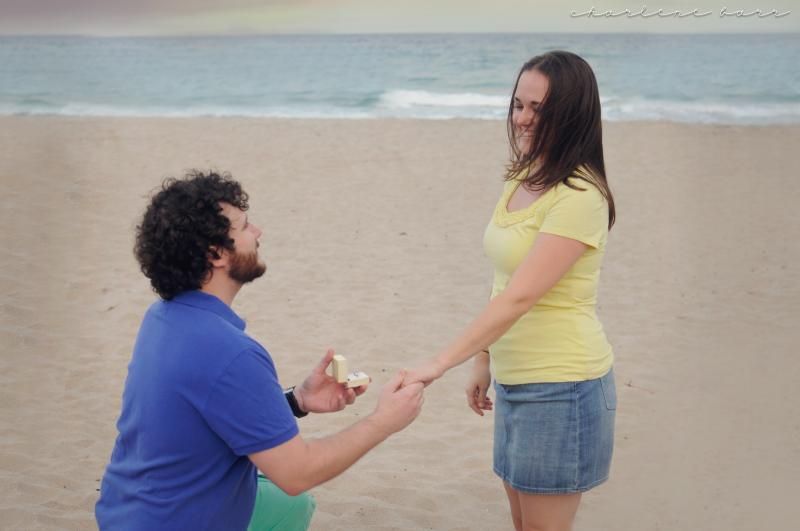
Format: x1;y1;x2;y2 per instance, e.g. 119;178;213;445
505;51;615;229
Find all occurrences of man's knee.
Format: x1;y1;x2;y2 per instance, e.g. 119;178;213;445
249;478;316;531
522;522;569;531
286;491;315;529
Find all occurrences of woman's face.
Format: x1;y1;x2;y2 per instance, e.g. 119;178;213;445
512;68;549;154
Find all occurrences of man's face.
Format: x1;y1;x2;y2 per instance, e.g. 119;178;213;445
220;203;266;284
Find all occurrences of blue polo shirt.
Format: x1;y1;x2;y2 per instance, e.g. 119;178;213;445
96;291;299;531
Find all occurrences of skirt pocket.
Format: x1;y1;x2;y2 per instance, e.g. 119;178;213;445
600;369;617;411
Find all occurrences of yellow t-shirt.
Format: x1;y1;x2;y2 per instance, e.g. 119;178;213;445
483;175;614;384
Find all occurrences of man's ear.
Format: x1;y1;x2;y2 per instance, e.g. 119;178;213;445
208;246;228;268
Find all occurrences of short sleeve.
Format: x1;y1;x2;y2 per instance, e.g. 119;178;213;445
538;182;608;249
203;348;299;456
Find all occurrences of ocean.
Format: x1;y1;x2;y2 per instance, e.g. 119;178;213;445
1;33;798;124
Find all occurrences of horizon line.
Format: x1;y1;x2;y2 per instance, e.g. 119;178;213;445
1;30;798;38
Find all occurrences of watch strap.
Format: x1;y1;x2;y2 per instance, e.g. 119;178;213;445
284;386;308;418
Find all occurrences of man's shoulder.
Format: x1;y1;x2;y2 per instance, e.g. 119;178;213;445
139;299;267;363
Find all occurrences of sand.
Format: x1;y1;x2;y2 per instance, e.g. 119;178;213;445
0;117;798;530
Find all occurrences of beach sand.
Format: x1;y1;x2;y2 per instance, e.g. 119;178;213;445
0;117;798;530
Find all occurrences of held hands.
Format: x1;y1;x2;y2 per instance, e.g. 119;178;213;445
401;359;446;388
295;348;424;438
369;370;424;436
400;352;493;417
294;349;369;414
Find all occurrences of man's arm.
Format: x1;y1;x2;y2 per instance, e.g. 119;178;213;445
250;371;423;496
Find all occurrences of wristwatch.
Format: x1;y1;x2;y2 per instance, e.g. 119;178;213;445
284;386;308;418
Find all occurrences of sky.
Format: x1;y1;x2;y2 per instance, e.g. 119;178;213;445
0;0;797;35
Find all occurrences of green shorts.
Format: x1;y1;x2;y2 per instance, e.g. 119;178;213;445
247;475;316;531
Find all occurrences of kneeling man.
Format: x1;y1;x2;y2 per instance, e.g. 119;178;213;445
96;171;424;530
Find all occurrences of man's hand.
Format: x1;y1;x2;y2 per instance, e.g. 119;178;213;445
294;349;369;414
250;369;422;496
368;370;425;436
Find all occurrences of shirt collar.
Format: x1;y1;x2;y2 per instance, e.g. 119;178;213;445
170;290;246;330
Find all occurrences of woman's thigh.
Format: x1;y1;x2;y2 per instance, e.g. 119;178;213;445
502;481;524;531
517;490;581;531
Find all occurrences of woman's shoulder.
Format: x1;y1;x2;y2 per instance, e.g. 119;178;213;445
556;174;604;201
547;171;609;222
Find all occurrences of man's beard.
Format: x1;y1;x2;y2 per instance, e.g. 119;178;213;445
228;249;266;284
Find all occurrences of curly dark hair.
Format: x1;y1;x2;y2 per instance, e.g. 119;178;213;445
134;170;249;300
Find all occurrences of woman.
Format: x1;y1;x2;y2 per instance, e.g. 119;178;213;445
404;51;617;531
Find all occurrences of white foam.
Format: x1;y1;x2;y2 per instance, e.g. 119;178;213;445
603;99;800;124
0;103;375;120
2;97;799;124
379;90;508;109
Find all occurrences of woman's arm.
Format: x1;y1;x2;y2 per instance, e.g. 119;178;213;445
404;232;588;385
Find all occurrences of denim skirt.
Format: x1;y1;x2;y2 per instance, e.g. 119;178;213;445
493;368;616;494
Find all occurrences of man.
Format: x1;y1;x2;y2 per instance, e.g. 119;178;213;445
96;171;424;530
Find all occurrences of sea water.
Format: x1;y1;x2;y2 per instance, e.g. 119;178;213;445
1;33;798;124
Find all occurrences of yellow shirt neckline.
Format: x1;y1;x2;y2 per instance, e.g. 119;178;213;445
494;178;555;227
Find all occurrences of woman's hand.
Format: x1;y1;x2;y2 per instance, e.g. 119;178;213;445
402;359;446;388
465;353;493;416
